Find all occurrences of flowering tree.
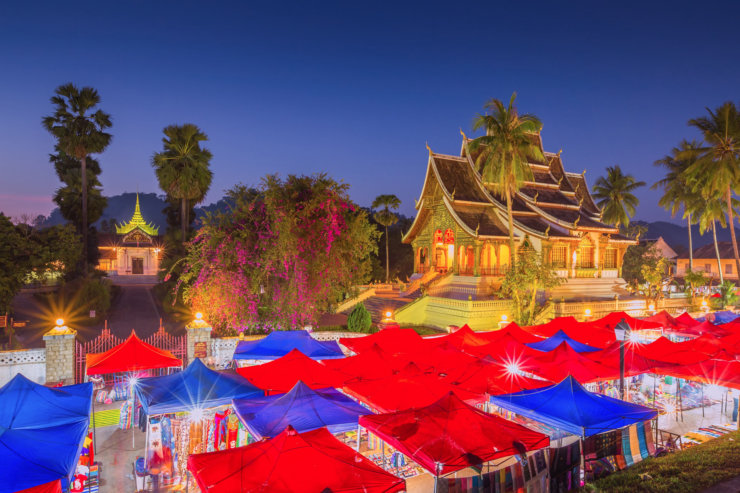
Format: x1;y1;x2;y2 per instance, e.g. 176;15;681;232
178;174;378;333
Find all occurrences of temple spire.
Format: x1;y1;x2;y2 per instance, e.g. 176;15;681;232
116;193;160;236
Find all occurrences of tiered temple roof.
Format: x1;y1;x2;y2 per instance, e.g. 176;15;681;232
403;133;634;244
115;193;159;236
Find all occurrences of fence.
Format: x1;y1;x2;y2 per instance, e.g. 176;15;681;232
75;326;186;384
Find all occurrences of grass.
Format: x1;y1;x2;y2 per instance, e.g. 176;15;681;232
585;430;740;492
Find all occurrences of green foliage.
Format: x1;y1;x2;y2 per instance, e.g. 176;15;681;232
180;174;379;332
593;165;645;228
152;124;213;242
371;194;401;283
469;93;543;264
0;214;33;313
367;211;414;283
347;303;372;333
42;83;112;276
683;268;708;302
499;244;562;325
622;243;659;285
719;279;738;308
639;257;671;303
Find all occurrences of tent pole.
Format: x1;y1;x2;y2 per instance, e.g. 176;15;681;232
92;398;97;457
702;384;705;418
356;424;361;452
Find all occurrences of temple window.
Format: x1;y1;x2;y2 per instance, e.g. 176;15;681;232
604;248;617;269
551;245;567;268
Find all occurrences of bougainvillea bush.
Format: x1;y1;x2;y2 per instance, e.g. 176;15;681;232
178;174;378;334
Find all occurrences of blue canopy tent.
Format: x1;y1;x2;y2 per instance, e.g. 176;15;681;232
1;374;93;492
489;376;657;438
700;310;739;324
232;381;372;439
525;330;600;353
135;358;263;416
233;330;344;361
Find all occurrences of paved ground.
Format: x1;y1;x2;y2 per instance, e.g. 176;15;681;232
105;284;164;339
703;476;740;492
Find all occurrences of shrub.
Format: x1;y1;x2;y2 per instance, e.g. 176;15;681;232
347;303;372;333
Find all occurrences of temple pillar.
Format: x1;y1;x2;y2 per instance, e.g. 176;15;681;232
186;316;213;363
474;243;481;276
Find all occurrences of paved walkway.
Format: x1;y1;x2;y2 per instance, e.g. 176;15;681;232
703;476;740;492
105;284;163;339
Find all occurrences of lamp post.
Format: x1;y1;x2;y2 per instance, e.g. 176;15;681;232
614;318;631;401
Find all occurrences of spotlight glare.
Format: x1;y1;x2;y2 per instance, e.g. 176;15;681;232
55;318;64;327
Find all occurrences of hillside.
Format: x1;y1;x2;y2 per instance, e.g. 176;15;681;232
41;192;232;231
634;220;734;252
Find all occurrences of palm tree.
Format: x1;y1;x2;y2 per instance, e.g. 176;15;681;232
685;102;740;278
653;140;703;271
696;194;730;284
42;84;112;275
152;124;213;242
371;194;401;283
592;165;645;229
469;93;543;264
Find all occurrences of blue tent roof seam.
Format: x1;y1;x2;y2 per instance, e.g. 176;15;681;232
233;381;372;439
0;374;93;493
135;358;263;416
233;330;345;360
489;376;657;438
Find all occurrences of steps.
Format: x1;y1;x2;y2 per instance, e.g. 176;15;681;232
549;277;630;301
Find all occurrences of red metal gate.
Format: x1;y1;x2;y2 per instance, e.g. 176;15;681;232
75;324;187;384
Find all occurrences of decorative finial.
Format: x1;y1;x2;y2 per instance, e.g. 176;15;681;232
558;149;562;156
450;188;456;201
533;191;539;203
545;224;551;237
574;216;581;228
582;169;586;176
414;198;420;208
426;142;432;155
557;176;563;186
579;196;584;207
475;223;480;236
460;128;468;140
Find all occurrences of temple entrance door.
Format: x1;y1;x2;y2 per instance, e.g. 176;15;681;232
132;257;144;274
434;247;447;272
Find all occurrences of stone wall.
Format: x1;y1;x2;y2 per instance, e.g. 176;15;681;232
0;348;46;386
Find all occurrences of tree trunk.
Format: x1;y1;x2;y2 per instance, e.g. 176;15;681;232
713;220;724;284
181;197;187;243
81;154;88;277
687;213;693;272
726;186;740;279
506;189;517;265
385;225;390;283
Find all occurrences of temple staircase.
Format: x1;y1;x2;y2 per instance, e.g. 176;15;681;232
548;277;630;301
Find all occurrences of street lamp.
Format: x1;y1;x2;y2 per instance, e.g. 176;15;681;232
614;318;632;400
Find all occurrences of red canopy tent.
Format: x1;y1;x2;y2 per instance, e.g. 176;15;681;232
584;341;665;379
236;349;346;395
442;358;552;396
15;481;63;493
666;320;730;338
340;328;424;354
587;311;662;332
658;359;740;390
635;337;714;365
470;333;547;371
344;370;484;413
524;317;614;348
359;392;549;476
321;343;401;381
675;312;699;327
424;324;491;350
85;332;181;375
187;426;405;493
487;322;544;344
528;342;615;383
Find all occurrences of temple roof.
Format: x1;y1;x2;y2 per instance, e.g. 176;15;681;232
404;132;632;244
116;194;160;236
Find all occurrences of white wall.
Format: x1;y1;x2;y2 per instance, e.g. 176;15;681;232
0;349;46;386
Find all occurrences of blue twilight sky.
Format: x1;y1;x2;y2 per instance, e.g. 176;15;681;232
1;1;739;222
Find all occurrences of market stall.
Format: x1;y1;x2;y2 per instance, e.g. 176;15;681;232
133;359;264;489
232;380;371;440
233;329;344;363
526;330;601;353
526;342;616;383
235;348;346;394
359;392;549;488
2;374;93;493
15;480;63;493
187;426;406;493
339;327;424;355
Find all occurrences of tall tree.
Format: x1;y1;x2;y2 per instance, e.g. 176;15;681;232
371;194;401;283
42;84;112;276
685;102;740;278
152;124;213;242
469;93;543;264
592;165;645;228
653;140;703;271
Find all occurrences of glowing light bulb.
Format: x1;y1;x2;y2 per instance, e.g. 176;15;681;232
701;300;708;307
584;308;591;317
629;331;640;343
385;311;392;319
501;314;508;322
505;362;520;375
648;304;655;312
190;407;205;423
128;376;139;390
195;312;203;320
55;318;64;327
